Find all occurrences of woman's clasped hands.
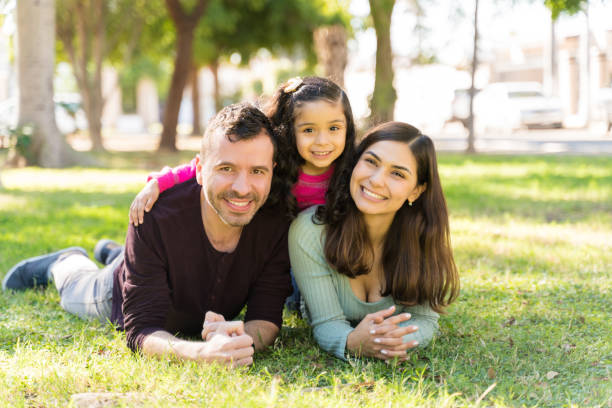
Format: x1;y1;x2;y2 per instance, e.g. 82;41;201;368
346;305;419;362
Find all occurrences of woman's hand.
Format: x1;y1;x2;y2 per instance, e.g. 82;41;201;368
346;305;419;361
129;179;160;226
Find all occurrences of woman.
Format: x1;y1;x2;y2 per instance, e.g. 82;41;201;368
289;121;459;361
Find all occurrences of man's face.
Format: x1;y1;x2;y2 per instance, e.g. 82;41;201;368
196;129;274;227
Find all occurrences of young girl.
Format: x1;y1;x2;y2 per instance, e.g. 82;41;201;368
128;76;356;225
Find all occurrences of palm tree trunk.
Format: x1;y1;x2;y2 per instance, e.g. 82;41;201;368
17;0;76;167
368;0;397;125
466;0;479;154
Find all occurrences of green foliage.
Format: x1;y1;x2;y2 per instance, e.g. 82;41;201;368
1;124;35;164
1;154;611;406
544;0;587;19
192;0;351;68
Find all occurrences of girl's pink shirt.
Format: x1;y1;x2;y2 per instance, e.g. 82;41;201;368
291;165;334;210
147;158;334;211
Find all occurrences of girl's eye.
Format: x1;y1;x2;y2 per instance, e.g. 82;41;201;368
330;126;339;131
391;171;405;179
364;157;377;165
302;128;314;133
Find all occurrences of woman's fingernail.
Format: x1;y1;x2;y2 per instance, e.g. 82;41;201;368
410;325;418;331
374;338;381;344
381;349;388;355
370;329;376;334
405;313;411;319
413;341;419;346
389;305;395;310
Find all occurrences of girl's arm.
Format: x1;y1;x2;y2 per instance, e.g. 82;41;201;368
129;158;197;226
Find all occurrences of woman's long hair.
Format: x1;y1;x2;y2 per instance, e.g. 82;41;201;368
265;76;356;217
316;122;459;313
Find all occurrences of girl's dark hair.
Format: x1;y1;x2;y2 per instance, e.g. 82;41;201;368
316;122;459;313
265;76;356;217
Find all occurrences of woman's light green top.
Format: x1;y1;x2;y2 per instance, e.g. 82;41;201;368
289;206;440;360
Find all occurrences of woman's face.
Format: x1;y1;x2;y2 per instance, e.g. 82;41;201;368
349;140;425;218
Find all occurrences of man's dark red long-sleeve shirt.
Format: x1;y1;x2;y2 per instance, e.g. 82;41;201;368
110;179;292;352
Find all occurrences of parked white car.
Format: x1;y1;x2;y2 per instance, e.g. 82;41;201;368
474;82;564;134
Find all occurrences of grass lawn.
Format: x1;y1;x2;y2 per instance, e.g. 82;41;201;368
0;153;610;407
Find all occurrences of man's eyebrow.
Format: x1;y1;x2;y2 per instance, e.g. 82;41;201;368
215;162;271;172
364;151;412;175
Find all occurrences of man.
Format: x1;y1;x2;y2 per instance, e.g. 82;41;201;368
3;103;292;366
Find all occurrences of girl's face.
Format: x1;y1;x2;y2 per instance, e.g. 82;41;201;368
293;99;347;175
350;140;425;220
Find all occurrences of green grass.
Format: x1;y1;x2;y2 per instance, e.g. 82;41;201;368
1;154;611;407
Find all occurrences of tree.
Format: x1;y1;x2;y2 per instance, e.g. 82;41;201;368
466;0;479;153
158;0;209;151
56;0;155;151
16;0;77;167
313;25;348;87
368;0;397;124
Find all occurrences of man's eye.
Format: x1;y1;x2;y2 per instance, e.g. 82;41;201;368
219;167;232;172
253;169;264;175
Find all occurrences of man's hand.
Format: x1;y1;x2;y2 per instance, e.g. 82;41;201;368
346;305;418;361
129;179;160;226
201;311;246;341
188;333;254;367
142;329;254;367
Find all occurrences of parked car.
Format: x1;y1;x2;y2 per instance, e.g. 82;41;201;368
449;88;480;129
474;82;564;134
0;94;87;135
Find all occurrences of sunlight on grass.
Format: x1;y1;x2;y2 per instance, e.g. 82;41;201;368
1;155;611;407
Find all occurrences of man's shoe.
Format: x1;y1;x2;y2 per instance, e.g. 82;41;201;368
94;239;122;265
2;247;88;291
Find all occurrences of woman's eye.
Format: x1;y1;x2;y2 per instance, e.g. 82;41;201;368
391;171;405;178
330;126;339;131
302;128;314;133
364;157;376;165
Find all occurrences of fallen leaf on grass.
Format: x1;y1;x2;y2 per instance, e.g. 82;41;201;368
487;367;496;379
72;392;147;408
301;381;376;393
561;343;576;353
546;371;559;380
503;317;516;327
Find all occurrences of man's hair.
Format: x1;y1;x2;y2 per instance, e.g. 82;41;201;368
201;102;275;157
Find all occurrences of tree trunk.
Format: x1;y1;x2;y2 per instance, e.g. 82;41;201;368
466;0;479;154
56;0;106;151
210;58;222;112
16;0;76;167
368;0;397;125
191;64;202;136
159;0;210;151
313;24;348;87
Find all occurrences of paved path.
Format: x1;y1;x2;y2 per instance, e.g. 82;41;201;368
432;124;612;154
70;125;612;155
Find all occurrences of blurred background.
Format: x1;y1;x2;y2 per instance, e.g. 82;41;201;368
1;0;612;166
